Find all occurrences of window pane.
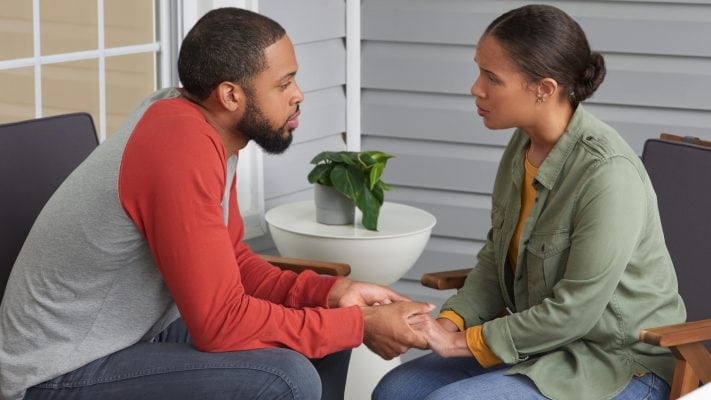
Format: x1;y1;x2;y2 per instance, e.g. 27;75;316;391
0;2;33;61
105;0;155;48
41;0;97;55
0;67;34;124
42;60;99;125
105;53;156;137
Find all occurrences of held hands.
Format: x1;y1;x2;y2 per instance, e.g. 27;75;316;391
362;301;435;359
407;314;471;358
328;278;435;359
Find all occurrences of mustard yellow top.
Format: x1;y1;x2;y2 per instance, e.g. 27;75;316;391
439;154;538;367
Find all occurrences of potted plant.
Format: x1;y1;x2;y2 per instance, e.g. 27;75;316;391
307;150;394;231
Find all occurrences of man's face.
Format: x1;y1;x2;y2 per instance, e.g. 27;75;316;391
238;35;303;154
238;90;296;154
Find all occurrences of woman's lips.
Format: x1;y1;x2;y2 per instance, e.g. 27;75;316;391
476;104;489;117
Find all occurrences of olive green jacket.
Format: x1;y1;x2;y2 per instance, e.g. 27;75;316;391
442;106;686;400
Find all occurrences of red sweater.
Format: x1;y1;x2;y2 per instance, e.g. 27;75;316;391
119;98;363;357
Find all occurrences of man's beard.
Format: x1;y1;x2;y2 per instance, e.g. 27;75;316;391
238;98;295;155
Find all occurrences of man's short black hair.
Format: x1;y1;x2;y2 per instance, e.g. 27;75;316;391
177;8;286;101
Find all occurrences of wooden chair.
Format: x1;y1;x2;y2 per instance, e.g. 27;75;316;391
638;134;711;398
0;113;348;301
420;133;711;399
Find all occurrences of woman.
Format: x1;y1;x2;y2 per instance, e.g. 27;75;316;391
373;4;685;400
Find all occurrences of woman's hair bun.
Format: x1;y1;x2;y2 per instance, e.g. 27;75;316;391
573;52;606;102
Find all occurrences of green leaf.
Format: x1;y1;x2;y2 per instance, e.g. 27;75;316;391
307;163;334;185
359;152;378;167
364;150;394;163
330;164;364;202
355;186;381;230
371;184;385;205
310;151;337;164
369;163;385;190
337;152;359;166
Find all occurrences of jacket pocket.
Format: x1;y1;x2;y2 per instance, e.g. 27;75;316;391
525;232;571;304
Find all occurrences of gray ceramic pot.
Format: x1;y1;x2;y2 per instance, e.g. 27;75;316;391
314;184;355;225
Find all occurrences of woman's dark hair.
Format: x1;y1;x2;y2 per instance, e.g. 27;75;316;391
177;8;286;101
484;4;605;106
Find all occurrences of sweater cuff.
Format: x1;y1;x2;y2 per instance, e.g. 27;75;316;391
438;310;465;331
288;270;340;308
466;325;503;368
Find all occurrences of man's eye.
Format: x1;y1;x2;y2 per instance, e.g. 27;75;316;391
280;82;291;90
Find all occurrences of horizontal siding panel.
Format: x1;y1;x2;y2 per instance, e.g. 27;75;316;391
386;186;491;240
587;104;711;153
363;137;501;193
363;41;711;110
362;92;711;154
261;0;345;44
577;15;711;57
596;53;711;111
363;0;711;57
265;187;312;210
362;0;492;45
294;39;345;92
263;135;346;199
294;86;346;144
362;41;472;95
362;90;511;146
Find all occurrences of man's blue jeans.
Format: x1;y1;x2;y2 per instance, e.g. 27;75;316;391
25;319;350;400
373;353;670;400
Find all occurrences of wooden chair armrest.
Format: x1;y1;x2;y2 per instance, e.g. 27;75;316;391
260;254;351;277
420;268;471;290
640;319;711;348
660;132;711;148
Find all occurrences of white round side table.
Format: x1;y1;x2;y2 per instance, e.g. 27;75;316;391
265;200;436;400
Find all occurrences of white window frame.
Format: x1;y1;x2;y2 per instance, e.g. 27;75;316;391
0;0;267;239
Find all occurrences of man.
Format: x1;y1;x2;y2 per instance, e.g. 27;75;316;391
0;8;432;400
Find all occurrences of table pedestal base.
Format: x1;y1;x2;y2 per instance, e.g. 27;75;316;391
345;344;400;400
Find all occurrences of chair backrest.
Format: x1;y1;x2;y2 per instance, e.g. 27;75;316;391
642;134;711;325
0;113;98;299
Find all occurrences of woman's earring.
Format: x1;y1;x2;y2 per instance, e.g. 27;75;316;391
536;95;545;104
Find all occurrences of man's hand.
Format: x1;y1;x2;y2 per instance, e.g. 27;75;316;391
407;314;471;358
361;301;435;360
328;278;411;308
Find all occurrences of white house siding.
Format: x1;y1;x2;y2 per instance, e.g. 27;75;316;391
360;0;711;308
247;0;348;252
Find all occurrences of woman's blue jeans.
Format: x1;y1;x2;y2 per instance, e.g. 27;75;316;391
373;352;670;400
25;319;350;400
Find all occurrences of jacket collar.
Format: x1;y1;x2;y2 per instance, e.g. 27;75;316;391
515;105;588;191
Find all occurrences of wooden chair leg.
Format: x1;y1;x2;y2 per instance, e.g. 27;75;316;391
669;359;698;399
673;343;711;385
667;341;711;400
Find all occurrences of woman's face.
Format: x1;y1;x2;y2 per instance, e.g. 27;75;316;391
470;35;538;130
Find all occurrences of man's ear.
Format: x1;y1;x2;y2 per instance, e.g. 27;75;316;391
537;78;559;102
215;81;246;112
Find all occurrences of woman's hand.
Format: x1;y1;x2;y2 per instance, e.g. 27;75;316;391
408;314;471;358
